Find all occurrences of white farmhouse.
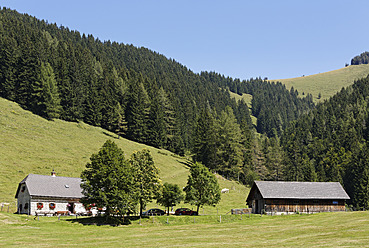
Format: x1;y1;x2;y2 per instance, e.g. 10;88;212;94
15;170;88;215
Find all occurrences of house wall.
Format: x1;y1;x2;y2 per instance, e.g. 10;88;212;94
30;197;87;215
264;199;346;214
17;183;31;215
17;183;87;215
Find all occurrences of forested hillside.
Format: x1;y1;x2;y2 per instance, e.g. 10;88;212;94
201;72;314;137
0;7;315;184
281;75;369;208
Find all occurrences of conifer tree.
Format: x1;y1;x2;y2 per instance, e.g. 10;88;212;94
0;37;17;100
125;74;150;144
352;145;369;209
192;108;218;171
148;84;166;148
39;62;61;119
16;37;43;113
216;106;243;179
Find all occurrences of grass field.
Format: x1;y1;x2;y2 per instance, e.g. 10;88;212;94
271;64;369;102
1;211;369;247
0;97;249;213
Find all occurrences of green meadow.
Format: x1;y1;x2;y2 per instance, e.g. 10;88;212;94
271;64;369;102
0;97;248;213
1;211;369;247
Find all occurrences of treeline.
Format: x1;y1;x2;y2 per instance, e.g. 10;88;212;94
0;7;260;181
201;72;315;137
280;75;369;208
351;51;369;65
0;7;238;154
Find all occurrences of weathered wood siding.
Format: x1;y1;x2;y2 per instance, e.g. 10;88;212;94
264;199;346;213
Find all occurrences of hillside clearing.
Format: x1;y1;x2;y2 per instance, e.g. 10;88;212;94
271;64;369;102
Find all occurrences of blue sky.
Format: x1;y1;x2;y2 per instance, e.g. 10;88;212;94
1;0;369;80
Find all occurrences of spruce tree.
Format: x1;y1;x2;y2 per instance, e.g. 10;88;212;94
39;62;61;119
216;106;243;179
192;108;218;171
352;145;369;209
125;74;150;144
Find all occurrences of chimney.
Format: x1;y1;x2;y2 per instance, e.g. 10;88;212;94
51;169;56;177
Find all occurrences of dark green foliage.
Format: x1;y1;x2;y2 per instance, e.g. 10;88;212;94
351;51;369;65
350;145;369;209
39;62;61;119
216;106;243;179
184;162;221;213
156;182;184;215
125;74;150;144
192;108;218;171
129;149;161;217
201;71;315;137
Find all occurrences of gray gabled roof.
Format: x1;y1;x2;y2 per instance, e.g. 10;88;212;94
249;181;350;200
15;174;83;199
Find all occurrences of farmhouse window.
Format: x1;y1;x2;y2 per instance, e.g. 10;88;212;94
24;203;29;209
49;203;56;209
333;201;338;204
37;203;43;209
21;186;25;192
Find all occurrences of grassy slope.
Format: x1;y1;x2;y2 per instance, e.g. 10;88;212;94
0;97;248;213
1;211;369;247
228;91;257;126
271;64;369;102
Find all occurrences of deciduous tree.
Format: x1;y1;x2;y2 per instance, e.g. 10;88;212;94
156;182;183;216
80;140;136;221
184;162;221;213
130;149;161;216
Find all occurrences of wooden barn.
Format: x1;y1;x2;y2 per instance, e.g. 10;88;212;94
15;171;88;216
246;181;350;214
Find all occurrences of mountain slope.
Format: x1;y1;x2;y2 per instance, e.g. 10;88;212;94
271;64;369;102
0;97;189;201
0;97;248;212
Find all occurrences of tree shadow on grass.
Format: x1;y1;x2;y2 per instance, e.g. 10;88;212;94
102;131;120;139
177;160;192;169
66;215;147;226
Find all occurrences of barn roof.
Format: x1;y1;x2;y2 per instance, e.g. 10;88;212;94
247;181;350;201
15;174;83;199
